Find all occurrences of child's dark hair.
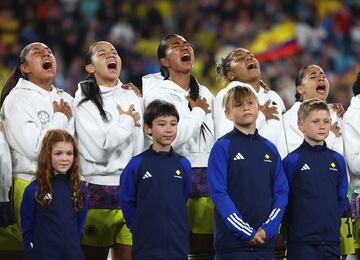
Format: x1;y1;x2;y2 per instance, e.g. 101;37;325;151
295;65;312;102
144;99;179;127
157;34;212;141
36;130;84;211
0;44;31;108
298;98;330;121
78;41;109;122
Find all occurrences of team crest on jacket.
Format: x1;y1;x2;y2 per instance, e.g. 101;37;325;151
84;224;97;237
174;169;182;178
264;154;272;162
37;110;50;125
170;93;182;102
329;162;338;171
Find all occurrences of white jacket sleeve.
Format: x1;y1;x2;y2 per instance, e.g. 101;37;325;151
0;131;12;202
325;131;344;155
172;107;206;149
3;96;70;161
75;102;135;163
343;112;360;175
325;110;344;155
213;92;233;139
283;111;304;153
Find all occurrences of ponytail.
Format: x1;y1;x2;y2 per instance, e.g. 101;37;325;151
160;66;170;80
189;74;200;102
78;73;109;122
189;74;213;142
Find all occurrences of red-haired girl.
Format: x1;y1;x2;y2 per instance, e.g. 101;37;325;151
20;129;87;259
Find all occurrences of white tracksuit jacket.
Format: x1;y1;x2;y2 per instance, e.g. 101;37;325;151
0;78;74;181
142;76;215;168
213;81;288;158
74;81;144;185
283;101;344;154
0;129;11;202
343;95;360;192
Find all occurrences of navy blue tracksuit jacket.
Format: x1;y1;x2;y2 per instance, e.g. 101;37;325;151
119;147;192;260
282;140;348;246
208;128;289;255
20;174;88;260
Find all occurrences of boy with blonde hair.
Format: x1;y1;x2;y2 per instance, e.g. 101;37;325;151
208;85;288;259
283;99;348;259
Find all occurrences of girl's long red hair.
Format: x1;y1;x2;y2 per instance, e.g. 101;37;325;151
35;129;83;211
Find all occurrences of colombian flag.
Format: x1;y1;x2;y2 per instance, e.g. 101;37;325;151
249;20;301;62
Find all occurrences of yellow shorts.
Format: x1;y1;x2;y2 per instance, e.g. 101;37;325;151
354;218;360;249
187;197;214;235
81;209;132;247
340;217;355;255
0;177;30;250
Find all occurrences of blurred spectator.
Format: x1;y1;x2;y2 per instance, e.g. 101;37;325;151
0;0;359;110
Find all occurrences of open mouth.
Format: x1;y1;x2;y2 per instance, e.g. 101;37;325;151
42;61;52;70
316;85;326;93
247;63;256;70
107;62;117;69
181;53;191;62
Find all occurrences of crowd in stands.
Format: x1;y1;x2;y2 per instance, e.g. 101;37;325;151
0;0;359;108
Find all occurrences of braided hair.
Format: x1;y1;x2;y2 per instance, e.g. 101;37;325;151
157;34;212;141
78;42;109;122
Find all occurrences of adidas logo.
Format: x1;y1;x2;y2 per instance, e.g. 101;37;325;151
142;171;152;179
233;153;245;160
300;164;310;171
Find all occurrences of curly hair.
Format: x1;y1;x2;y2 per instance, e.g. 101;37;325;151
35;130;84;211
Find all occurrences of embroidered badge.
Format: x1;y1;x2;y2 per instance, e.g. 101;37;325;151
85;224;97;237
329;162;338;171
37;110;50;125
170;93;182;102
174;169;182;179
264;154;272;162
